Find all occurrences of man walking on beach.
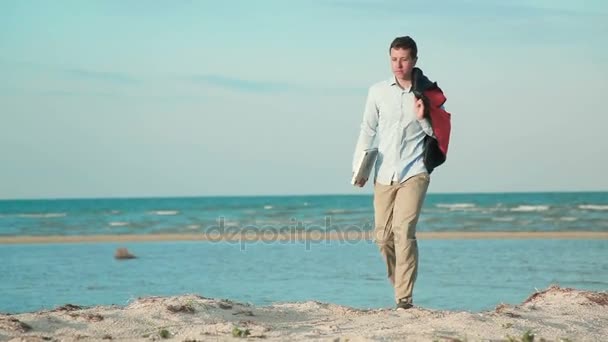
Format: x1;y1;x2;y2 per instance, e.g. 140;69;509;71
352;36;452;310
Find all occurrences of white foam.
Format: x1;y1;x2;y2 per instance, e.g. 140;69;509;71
223;220;240;227
151;210;179;216
109;222;129;227
436;203;476;210
18;213;67;218
560;217;578;222
492;217;515;222
327;209;348;214
264;205;273;210
187;224;200;229
510;205;550;212
579;205;608;211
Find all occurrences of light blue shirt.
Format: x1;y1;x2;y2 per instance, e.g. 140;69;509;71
352;76;434;185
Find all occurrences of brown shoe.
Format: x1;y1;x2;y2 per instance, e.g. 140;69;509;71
396;299;413;310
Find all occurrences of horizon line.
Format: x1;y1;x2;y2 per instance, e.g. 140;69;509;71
1;189;607;202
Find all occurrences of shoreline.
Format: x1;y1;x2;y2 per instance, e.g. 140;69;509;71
1;231;607;244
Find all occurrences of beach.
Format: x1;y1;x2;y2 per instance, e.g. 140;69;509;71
2;194;608;340
4;0;608;338
1;285;607;341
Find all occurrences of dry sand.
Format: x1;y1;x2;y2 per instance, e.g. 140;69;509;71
1;285;606;341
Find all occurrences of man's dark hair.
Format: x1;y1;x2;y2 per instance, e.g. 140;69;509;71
389;36;418;59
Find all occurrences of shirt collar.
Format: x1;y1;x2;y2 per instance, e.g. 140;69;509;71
389;76;412;92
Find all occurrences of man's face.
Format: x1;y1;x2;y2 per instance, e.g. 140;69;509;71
390;48;417;79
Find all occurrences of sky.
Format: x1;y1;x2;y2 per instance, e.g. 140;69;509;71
1;0;607;199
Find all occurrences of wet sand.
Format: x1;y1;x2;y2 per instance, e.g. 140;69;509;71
0;231;606;244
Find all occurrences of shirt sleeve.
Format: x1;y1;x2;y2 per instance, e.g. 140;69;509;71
417;118;434;137
352;87;379;172
417;104;446;138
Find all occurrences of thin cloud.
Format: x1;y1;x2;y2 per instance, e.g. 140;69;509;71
34;89;121;97
189;73;365;96
0;60;139;84
190;74;293;93
62;68;138;84
326;0;599;18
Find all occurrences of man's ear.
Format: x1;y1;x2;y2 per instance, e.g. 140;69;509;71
413;57;418;66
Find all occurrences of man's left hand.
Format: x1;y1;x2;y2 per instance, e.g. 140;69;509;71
414;98;425;120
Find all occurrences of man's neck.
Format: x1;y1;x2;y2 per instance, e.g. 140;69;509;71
396;77;412;90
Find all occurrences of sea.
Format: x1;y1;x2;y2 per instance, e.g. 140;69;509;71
1;192;607;314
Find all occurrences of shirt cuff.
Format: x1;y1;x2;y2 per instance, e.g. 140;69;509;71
417;118;433;134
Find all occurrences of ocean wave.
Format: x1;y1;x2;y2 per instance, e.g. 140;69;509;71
559;217;578;222
17;213;67;218
510;205;550;212
436;203;476;210
325;209;359;215
578;204;608;211
109;222;129;227
264;205;273;210
332;208;370;214
150;210;180;216
492;217;515;222
222;220;240;228
186;224;201;229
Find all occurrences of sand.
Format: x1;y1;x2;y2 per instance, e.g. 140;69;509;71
1;285;606;341
1;231;607;244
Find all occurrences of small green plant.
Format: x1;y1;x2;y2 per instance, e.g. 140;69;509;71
522;330;534;342
159;329;170;339
232;326;250;338
184;302;195;312
502;322;513;329
506;330;535;342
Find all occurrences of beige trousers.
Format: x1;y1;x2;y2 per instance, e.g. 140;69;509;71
373;172;430;303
